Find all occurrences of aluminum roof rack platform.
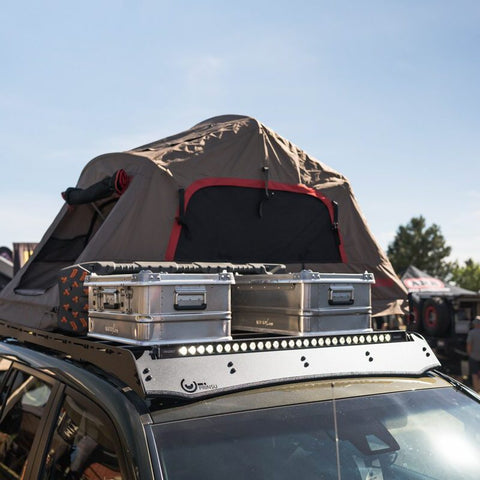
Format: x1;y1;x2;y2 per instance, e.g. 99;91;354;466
0;321;440;401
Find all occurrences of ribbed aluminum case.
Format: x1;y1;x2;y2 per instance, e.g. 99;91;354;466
232;270;374;335
85;270;234;345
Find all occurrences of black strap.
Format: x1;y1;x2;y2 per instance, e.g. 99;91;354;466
258;166;270;218
263;166;270;198
331;201;341;245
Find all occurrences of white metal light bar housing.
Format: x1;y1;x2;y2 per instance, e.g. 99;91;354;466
136;331;439;398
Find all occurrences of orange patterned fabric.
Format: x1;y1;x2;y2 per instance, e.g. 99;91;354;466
57;264;91;334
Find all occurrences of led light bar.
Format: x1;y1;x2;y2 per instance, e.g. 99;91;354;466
136;331;439;398
157;331;401;360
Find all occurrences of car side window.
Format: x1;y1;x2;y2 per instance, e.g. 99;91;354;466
42;393;124;479
0;369;52;479
0;360;12;409
0;359;12;389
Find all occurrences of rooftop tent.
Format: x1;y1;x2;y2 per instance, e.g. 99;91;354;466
0;115;407;330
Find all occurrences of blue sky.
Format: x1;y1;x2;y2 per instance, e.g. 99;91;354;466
1;1;479;265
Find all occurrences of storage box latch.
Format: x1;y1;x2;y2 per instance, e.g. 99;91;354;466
92;287;122;311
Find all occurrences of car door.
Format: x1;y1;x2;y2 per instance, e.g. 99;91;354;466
0;362;60;479
39;387;129;479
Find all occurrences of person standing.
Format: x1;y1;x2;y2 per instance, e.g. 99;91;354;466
467;316;480;392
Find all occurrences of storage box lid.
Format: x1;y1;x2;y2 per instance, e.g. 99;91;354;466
85;269;235;286
235;270;375;284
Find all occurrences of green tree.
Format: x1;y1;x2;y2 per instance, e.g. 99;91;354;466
450;259;480;292
387;216;452;278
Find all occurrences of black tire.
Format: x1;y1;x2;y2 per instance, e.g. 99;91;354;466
407;297;423;332
422;297;450;337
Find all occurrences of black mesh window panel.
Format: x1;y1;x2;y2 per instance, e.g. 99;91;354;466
16;198;118;294
174;186;342;263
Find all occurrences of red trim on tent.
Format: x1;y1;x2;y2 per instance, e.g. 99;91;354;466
165;178;347;262
374;277;395;288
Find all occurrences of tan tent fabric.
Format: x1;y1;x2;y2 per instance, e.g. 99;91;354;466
0;115;406;330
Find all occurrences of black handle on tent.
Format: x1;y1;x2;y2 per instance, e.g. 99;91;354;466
62;169;130;205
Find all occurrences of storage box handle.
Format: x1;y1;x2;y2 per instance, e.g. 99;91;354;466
328;285;355;306
174;288;207;311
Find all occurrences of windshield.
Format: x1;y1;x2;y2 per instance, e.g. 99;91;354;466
152;386;480;480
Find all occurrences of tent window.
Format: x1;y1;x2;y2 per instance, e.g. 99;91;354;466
172;186;343;264
15;199;118;294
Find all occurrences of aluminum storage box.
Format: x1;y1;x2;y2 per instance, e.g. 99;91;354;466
85;270;234;345
57;261;274;336
232;270;374;335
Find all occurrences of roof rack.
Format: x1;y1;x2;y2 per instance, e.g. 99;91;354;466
0;321;440;400
0;321;144;396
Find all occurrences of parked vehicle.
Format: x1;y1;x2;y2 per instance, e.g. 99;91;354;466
1;317;480;479
403;265;480;379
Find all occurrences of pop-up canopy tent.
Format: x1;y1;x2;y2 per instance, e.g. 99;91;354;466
402;265;477;298
402;265;480;337
0;115;407;330
0;255;13;292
